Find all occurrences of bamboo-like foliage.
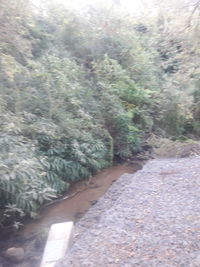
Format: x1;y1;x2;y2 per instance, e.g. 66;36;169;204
0;0;200;229
38;134;110;182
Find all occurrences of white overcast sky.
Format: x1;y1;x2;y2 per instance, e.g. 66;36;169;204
32;0;153;15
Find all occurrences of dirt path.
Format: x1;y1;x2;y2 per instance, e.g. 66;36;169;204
60;157;200;267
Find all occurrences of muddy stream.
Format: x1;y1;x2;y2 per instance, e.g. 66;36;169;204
1;162;142;266
22;162;141;237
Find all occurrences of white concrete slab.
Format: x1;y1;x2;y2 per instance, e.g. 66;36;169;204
40;221;74;267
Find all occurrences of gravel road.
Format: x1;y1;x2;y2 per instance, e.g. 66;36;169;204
59;157;200;267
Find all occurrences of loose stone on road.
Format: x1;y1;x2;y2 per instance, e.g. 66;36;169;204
59;157;200;267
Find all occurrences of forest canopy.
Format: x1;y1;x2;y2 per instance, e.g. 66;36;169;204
0;0;200;229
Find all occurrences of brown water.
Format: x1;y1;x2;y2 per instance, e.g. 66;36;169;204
21;163;141;238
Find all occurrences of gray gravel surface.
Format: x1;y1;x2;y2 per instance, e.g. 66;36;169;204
58;157;200;267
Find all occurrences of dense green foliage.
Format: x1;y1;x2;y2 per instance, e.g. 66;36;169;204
0;0;199;228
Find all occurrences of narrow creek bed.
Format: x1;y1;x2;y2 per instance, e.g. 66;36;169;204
0;162;141;266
